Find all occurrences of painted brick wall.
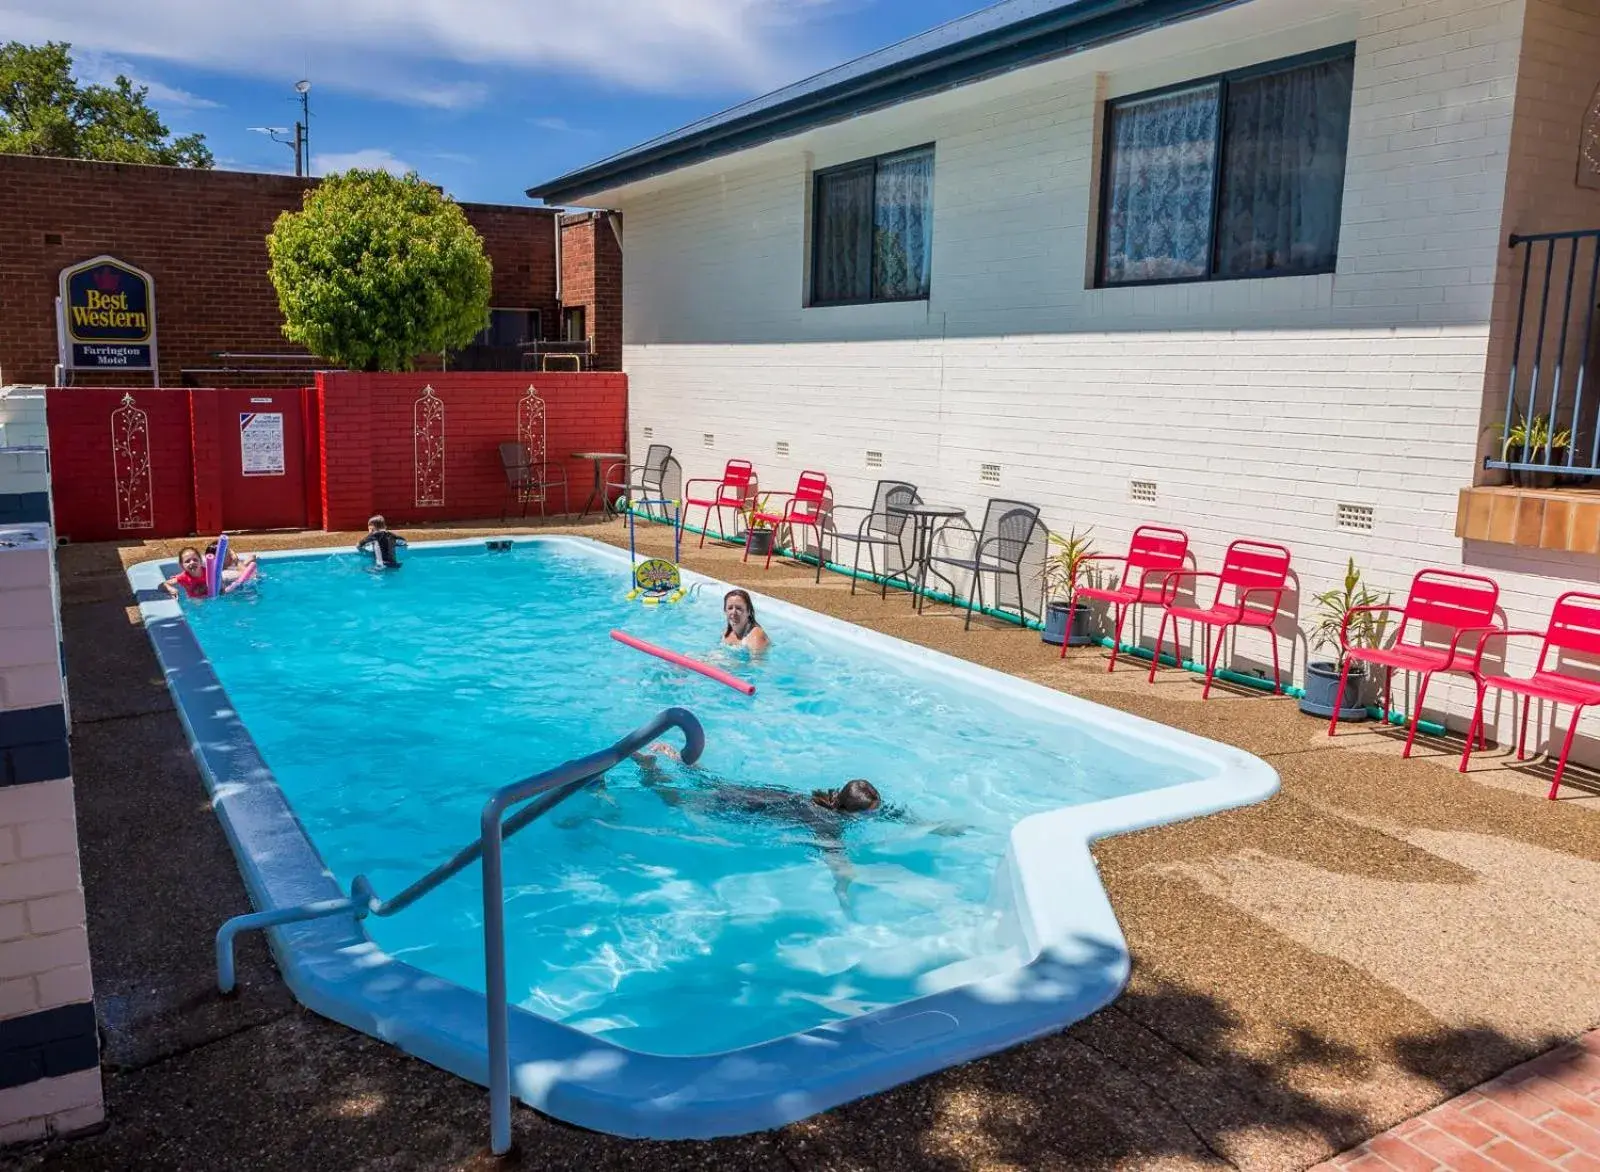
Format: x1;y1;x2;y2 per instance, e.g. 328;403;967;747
46;388;196;543
316;371;628;530
560;212;624;371
0;156;563;387
611;0;1600;749
0;458;102;1144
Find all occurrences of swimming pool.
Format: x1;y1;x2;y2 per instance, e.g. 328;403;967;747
132;535;1276;1138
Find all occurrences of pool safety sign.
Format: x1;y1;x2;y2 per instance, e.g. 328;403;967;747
56;255;157;371
240;412;285;476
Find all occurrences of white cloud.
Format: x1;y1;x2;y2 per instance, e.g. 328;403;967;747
531;116;581;133
312;148;414;175
2;0;843;109
72;49;222;109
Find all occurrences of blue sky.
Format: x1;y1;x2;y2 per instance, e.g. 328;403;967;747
1;0;994;205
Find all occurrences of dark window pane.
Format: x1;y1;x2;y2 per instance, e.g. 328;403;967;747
813;163;874;303
561;306;586;341
1101;83;1219;285
873;148;934;299
1215;56;1354;277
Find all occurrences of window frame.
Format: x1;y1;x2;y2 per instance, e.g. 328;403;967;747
808;143;937;308
1093;42;1356;290
560;305;586;342
470;307;543;347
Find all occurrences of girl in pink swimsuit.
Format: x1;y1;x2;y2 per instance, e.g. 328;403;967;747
162;547;210;599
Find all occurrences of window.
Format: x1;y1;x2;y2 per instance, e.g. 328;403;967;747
811;145;934;305
1097;47;1354;286
560;306;586;342
471;308;541;347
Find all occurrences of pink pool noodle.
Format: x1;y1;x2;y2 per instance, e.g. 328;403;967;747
223;559;258;593
609;630;756;696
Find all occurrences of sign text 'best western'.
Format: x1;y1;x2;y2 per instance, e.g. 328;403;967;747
57;256;158;371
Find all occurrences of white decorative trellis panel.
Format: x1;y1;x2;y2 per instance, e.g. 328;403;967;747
413;385;446;507
111;393;155;530
516;386;548;505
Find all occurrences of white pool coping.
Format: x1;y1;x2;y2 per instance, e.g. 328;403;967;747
129;534;1278;1139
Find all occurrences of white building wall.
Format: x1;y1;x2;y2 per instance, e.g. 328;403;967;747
611;0;1600;741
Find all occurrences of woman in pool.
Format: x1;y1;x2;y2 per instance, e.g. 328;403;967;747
722;589;770;651
161;547;210;599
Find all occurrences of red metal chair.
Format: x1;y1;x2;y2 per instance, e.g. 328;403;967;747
1149;540;1291;698
1060;525;1189;670
1460;591;1600;799
682;459;758;548
744;470;830;581
1328;568;1500;757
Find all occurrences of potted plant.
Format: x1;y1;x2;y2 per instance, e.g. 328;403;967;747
1299;557;1390;721
1495;413;1571;488
739;494;776;557
1038;528;1100;646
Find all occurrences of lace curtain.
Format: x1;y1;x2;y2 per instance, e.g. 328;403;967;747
1216;56;1353;276
813;147;933;302
874;148;933;299
1102;84;1219;284
1101;56;1353;284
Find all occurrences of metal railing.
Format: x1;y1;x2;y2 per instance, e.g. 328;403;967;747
214;706;706;1155
1488;228;1600;477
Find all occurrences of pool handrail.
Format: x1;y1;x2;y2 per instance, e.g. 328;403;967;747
212;705;707;1155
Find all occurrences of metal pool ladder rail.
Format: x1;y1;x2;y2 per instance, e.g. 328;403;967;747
213;706;707;1155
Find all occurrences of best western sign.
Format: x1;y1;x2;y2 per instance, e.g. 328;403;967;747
57;256;158;371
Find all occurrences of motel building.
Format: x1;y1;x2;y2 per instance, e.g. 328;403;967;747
531;0;1600;745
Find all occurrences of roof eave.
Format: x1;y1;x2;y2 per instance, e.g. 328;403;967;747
526;0;1243;205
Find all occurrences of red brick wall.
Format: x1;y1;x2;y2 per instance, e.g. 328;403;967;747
0;155;566;387
46;388;197;543
316;371;628;530
560;211;623;371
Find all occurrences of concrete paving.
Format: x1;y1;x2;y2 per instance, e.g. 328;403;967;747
14;519;1600;1171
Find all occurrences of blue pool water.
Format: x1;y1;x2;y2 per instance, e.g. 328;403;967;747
183;541;1204;1056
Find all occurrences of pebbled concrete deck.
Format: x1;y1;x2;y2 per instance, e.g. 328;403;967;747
13;518;1600;1171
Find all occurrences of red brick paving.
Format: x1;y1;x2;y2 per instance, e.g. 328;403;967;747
1318;1032;1600;1171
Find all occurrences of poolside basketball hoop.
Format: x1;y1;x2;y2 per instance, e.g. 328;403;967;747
625;497;686;604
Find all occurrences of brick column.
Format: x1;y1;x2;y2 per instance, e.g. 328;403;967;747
0;450;102;1145
189;389;224;537
316;373;375;531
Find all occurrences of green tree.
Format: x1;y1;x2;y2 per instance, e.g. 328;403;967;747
266;169;493;372
0;41;212;167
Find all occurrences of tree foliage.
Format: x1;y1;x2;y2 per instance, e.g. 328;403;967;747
266;169;493;372
0;41;212;167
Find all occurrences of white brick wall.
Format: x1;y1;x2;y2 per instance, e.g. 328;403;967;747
0;449;100;1141
607;0;1600;748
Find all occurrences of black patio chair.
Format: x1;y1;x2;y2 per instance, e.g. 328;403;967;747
927;498;1049;629
499;441;571;521
606;443;682;521
827;480;921;596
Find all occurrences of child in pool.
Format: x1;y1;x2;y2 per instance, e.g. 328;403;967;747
204;540;256;589
161;547;210;599
357;515;408;569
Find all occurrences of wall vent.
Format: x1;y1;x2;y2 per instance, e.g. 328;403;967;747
1337;503;1375;531
702;433;715;449
1130;479;1157;504
642;426;653;439
775;440;790;458
865;450;884;469
980;462;1002;485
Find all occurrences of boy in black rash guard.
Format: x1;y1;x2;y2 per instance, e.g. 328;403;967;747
357;515;408;568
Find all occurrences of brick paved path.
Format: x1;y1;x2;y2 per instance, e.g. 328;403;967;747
1319;1031;1600;1171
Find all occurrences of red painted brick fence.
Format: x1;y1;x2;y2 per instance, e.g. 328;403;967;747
44;372;626;543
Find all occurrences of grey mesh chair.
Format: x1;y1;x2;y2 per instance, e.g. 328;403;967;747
607;443;681;521
499;441;570;521
928;498;1049;629
828;480;921;596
